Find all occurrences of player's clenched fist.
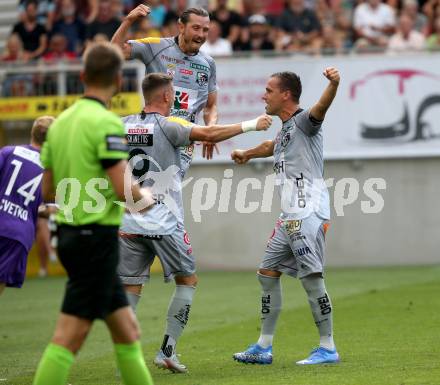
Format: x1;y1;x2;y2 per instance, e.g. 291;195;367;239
256;115;272;131
323;67;340;85
125;4;151;22
231;149;249;164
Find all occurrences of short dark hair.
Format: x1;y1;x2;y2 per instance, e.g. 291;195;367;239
26;0;38;8
271;72;302;103
141;73;173;101
179;7;210;24
31;116;54;146
83;42;123;88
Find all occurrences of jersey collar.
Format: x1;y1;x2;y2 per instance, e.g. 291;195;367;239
82;96;106;108
282;108;304;123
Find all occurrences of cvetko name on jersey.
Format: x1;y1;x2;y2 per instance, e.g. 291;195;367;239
0;198;29;220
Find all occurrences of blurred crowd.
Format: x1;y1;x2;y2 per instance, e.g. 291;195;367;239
2;0;440;65
1;0;439;97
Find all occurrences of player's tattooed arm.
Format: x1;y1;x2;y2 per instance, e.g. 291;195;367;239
202;92;219;160
231;140;275;165
111;4;151;59
310;67;340;122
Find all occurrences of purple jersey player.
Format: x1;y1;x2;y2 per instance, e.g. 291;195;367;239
0;116;54;295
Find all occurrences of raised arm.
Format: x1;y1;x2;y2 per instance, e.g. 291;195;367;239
310;67;340;122
190;115;272;143
231;140;275;165
111;4;151;59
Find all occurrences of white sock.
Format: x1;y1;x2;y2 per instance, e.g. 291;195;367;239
257;334;273;349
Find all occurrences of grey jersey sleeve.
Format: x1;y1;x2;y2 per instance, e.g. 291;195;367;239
207;56;218;94
127;37;170;64
295;109;323;137
161;117;193;147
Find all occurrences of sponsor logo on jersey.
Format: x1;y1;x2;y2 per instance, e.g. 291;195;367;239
296;173;306;208
167;63;176;77
161;54;185;65
273;160;285;174
196;71;208;87
180;68;193;75
281;132;291;148
190;62;209;72
174;90;189;110
293;246;311;258
183;231;191;245
284;219;302;234
128;127;150;134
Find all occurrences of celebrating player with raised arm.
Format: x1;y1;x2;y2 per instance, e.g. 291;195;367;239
232;68;341;365
118;72;271;373
111;5;218;163
0;116;54;295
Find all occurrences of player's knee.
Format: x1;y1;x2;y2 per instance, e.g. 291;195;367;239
258;269;282;278
175;274;198;287
52;324;90;354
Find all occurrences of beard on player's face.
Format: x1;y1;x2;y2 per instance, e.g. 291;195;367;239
183;32;205;54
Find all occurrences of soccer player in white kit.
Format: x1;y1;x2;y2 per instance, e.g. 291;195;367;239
231;68;341;365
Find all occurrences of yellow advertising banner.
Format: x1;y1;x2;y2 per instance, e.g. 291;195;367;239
0;92;142;120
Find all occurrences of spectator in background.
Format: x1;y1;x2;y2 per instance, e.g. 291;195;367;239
111;0;124;19
317;23;344;54
162;0;186;37
387;13;425;51
423;0;440;36
92;32;110;43
353;0;395;51
315;0;352;48
148;0;167;28
211;0;243;45
237;14;275;51
42;33;77;62
12;0;48;60
200;19;233;56
85;0;120;42
401;0;428;33
1;35;33;96
277;0;321;52
75;0;99;23
133;18;161;40
19;0;56;31
52;0;86;55
426;17;440;50
1;34;26;62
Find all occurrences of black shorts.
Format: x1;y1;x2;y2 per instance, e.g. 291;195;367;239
57;224;128;321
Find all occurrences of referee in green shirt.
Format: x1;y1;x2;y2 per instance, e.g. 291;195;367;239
33;43;154;385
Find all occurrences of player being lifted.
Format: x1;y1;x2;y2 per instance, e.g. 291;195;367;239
118;72;272;373
0;116;54;295
231;68;341;365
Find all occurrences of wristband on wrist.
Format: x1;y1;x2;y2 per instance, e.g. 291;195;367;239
241;118;259;133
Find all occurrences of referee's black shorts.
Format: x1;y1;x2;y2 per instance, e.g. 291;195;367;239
57;224;128;321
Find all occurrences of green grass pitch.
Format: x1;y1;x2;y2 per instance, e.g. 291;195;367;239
1;265;439;385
